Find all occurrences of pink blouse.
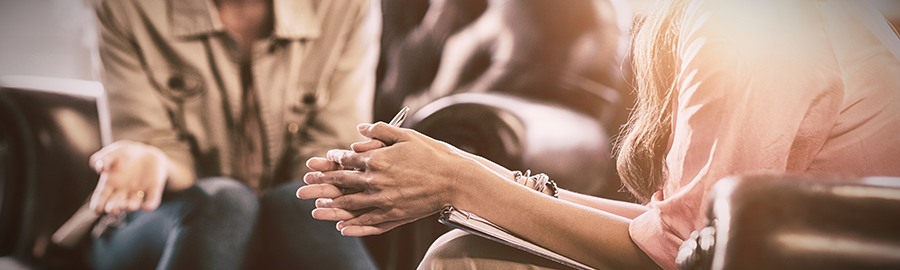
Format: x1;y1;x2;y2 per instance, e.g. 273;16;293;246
628;0;900;269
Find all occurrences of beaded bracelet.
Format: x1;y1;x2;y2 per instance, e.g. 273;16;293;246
545;179;560;198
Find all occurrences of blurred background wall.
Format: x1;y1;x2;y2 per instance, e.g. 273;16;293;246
1;0;897;82
0;0;98;80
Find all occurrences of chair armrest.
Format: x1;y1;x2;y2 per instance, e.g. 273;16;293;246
678;175;900;270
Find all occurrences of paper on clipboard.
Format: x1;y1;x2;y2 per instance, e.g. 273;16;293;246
438;206;597;270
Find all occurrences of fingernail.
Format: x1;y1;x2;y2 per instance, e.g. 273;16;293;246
357;123;371;132
302;172;314;184
316;198;332;208
93;159;104;172
336;221;346;231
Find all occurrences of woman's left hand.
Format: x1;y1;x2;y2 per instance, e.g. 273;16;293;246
297;123;490;236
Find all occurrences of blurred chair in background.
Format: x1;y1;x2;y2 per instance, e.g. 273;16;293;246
376;0;633;132
369;0;635;268
0;76;109;270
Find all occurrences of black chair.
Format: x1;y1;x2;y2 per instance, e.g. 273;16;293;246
678;174;900;270
0;76;108;269
368;0;635;268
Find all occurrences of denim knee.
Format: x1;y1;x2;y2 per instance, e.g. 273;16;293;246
259;180;311;211
193;177;260;222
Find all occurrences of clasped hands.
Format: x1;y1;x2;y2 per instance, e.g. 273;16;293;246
297;122;492;236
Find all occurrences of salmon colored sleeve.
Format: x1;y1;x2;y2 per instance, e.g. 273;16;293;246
627;1;844;269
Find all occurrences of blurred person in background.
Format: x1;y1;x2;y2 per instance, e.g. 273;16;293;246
86;0;380;269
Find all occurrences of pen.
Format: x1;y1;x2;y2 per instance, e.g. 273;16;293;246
326;107;409;164
388;106;410;127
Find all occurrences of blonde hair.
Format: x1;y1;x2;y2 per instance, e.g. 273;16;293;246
615;0;688;203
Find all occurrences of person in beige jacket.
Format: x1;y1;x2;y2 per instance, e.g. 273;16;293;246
85;0;380;269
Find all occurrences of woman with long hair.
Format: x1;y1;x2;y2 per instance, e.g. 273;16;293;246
298;0;900;269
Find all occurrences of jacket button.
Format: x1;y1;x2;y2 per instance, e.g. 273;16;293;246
168;76;185;89
287;122;299;134
302;93;316;105
268;41;286;54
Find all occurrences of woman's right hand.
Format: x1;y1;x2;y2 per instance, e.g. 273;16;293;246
88;140;172;215
298;122;505;236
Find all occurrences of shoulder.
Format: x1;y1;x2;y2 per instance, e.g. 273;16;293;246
673;0;843;118
92;0;168;31
91;0;166;17
684;0;826;47
678;0;836;73
313;0;373;19
309;0;377;37
318;0;371;9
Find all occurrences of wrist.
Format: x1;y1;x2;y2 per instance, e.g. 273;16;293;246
449;159;514;211
141;144;194;191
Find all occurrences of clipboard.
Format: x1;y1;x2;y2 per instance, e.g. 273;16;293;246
438;206;597;270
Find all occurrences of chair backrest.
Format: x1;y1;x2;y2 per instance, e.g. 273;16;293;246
407;92;616;196
0;75;108;268
375;0;634;132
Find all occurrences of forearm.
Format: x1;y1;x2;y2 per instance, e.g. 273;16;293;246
451;145;512;179
457;148;649;219
451;168;660;270
559;190;649;219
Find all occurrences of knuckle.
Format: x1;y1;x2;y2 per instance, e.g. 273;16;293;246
387;208;405;220
341;155;357;168
356;214;375;225
334;197;350;208
319;172;335;184
381;193;396;207
366;154;387;171
372;122;389;130
373;195;390;207
361;174;377;191
322;172;344;186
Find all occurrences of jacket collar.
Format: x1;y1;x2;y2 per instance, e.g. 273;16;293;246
170;0;321;40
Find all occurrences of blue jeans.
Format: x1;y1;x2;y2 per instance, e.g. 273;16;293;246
89;178;377;270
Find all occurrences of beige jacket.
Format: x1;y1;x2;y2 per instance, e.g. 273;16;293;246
94;0;379;191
